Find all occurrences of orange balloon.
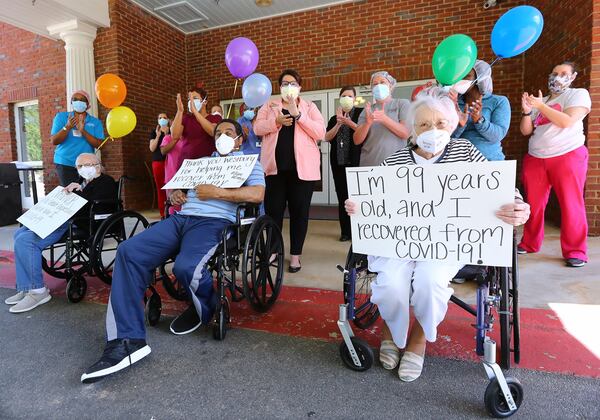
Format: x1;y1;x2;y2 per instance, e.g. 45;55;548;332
95;73;127;108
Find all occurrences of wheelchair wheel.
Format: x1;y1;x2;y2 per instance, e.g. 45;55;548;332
42;241;86;279
144;287;162;326
484;377;523;418
339;337;374;372
159;258;189;301
344;247;379;330
66;274;87;303
91;211;149;284
242;216;284;313
212;297;230;341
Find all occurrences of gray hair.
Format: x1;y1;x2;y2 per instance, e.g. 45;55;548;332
473;60;493;95
75;153;104;172
406;87;459;142
370;71;397;88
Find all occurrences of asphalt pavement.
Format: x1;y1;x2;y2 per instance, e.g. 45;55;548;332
0;288;599;420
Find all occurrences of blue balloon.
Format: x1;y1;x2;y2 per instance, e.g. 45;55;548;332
491;6;544;58
242;73;272;108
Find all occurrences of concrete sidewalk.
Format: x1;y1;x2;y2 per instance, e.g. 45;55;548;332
1;289;599;420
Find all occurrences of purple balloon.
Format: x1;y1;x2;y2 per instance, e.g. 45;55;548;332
225;37;259;79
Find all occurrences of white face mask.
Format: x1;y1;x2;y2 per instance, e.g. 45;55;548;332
339;96;354;111
188;98;205;112
78;166;98;181
280;85;300;100
452;79;473;95
415;129;451;155
215;133;240;156
212;112;222;117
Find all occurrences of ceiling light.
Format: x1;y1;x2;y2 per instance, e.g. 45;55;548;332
256;0;272;6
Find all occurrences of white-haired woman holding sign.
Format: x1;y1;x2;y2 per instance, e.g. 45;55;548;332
345;88;530;382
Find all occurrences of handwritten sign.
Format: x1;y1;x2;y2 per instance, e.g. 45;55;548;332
347;161;516;267
162;154;259;190
17;186;88;239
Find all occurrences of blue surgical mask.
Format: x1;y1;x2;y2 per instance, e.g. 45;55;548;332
372;84;390;101
243;110;255;120
72;100;87;113
158;118;169;127
188;98;204;112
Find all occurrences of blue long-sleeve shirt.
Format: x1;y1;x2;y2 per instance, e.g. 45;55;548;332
452;93;511;161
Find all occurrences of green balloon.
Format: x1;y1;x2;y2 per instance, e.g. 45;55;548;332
432;34;478;86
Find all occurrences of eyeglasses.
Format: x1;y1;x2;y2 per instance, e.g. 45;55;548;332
281;81;299;87
417;120;450;130
76;163;99;169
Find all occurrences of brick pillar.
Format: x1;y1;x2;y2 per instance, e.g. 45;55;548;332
587;2;600;235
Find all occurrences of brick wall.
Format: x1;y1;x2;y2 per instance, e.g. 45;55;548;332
94;0;187;209
0;23;66;187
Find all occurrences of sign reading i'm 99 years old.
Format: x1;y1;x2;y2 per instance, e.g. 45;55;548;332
346;161;517;267
162;154;259;190
17;186;88;239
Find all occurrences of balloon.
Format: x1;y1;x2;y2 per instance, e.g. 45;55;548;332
106;106;136;138
225;37;259;79
432;34;477;86
95;74;127;108
242;73;272;108
491;6;544;58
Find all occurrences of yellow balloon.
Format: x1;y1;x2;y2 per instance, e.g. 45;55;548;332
106;106;137;138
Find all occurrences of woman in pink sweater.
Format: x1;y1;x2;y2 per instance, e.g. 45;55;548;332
254;69;325;273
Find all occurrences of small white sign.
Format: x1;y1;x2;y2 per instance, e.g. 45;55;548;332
162;154;259;190
346;161;516;267
17;186;88;239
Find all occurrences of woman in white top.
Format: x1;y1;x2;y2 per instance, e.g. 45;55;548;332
346;88;530;382
518;61;591;267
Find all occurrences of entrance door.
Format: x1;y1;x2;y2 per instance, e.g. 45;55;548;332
14;100;44;209
300;92;330;204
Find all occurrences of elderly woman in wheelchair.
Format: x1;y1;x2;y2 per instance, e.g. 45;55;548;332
344;88;530;384
5;153;117;314
81;119;284;384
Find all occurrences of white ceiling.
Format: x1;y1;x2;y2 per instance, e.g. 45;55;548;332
0;0;110;39
130;0;356;34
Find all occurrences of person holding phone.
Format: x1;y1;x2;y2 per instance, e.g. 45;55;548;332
150;112;169;218
50;90;104;186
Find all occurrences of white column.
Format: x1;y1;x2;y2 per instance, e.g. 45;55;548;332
48;20;99;117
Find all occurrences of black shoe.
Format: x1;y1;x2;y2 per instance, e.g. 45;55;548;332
339;235;351;242
288;265;301;273
516;246;529;255
566;258;586;267
81;339;150;384
169;304;202;335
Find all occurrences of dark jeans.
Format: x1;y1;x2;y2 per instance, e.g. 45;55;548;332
265;171;314;255
331;163;351;237
55;164;79;187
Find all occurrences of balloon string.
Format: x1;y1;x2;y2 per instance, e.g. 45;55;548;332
226;78;239;119
96;136;113;151
490;57;502;67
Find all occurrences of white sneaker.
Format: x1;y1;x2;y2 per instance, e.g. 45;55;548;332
4;291;26;305
9;289;51;313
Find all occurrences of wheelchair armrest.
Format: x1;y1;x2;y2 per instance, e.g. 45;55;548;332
236;202;259;225
89;199;122;221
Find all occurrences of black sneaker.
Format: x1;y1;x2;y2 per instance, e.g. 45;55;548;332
81;339;151;384
339;235;351;242
566;258;586;267
169;304;202;335
516;246;528;255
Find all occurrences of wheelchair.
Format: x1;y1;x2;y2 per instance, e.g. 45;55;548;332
41;176;149;303
336;235;522;418
152;202;285;340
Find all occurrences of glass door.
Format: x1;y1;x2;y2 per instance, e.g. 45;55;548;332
299;92;329;205
14;100;44;209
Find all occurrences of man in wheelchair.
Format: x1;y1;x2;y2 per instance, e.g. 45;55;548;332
81;119;264;383
5;153;117;313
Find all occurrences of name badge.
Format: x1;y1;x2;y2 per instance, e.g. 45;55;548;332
72;129;82;137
